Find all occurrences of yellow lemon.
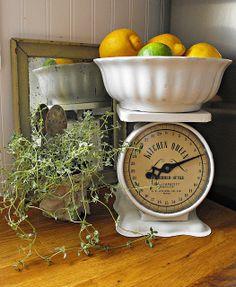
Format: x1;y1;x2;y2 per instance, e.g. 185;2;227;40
148;33;186;56
185;43;222;58
55;58;74;65
99;28;143;57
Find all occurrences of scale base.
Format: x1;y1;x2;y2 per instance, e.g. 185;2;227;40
114;189;211;238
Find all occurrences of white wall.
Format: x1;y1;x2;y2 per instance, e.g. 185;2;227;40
171;0;236;60
0;0;163;169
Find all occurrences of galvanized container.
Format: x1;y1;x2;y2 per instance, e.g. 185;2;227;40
33;62;109;107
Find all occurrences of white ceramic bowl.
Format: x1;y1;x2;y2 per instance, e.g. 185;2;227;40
94;57;232;113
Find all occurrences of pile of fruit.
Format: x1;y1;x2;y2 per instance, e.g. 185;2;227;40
99;28;222;59
43;58;74;67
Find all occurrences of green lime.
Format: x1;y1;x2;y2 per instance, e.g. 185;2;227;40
138;42;172;56
43;58;56;67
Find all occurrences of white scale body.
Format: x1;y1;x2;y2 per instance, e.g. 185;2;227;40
114;105;214;238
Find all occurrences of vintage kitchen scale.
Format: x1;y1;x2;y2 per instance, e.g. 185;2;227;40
94;56;231;238
113;108;214;237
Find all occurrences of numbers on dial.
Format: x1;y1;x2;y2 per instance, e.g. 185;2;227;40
123;123;211;214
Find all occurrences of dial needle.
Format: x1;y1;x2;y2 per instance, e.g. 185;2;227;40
145;154;204;179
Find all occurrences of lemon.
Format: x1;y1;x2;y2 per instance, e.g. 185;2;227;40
185;43;222;58
55;58;74;64
148;33;185;56
138;42;172;56
99;28;143;57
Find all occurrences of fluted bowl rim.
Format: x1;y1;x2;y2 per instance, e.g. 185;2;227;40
94;56;232;64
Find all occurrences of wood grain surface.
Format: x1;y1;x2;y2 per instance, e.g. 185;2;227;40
0;200;236;287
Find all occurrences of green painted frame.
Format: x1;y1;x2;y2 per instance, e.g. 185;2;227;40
10;38;127;182
11;38;112;136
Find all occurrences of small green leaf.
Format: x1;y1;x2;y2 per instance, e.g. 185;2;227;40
43;58;56;66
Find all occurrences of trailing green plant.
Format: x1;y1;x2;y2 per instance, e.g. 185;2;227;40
0;111;157;270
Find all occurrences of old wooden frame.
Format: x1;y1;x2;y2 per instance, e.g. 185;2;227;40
10;38;127;182
10;38;116;137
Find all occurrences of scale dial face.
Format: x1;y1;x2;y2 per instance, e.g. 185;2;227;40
121;123;213;215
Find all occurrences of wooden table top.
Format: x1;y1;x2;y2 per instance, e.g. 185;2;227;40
0;200;236;287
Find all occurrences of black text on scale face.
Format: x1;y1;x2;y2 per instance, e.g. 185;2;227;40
123;123;211;214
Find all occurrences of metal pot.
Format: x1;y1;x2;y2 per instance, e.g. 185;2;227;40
33;62;109;106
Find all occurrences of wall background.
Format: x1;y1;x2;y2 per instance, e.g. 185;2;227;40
170;0;236;60
0;0;169;171
171;0;236;197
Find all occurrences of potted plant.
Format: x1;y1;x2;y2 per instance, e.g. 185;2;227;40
0;107;157;270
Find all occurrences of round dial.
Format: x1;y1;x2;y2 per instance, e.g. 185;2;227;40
119;123;214;216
